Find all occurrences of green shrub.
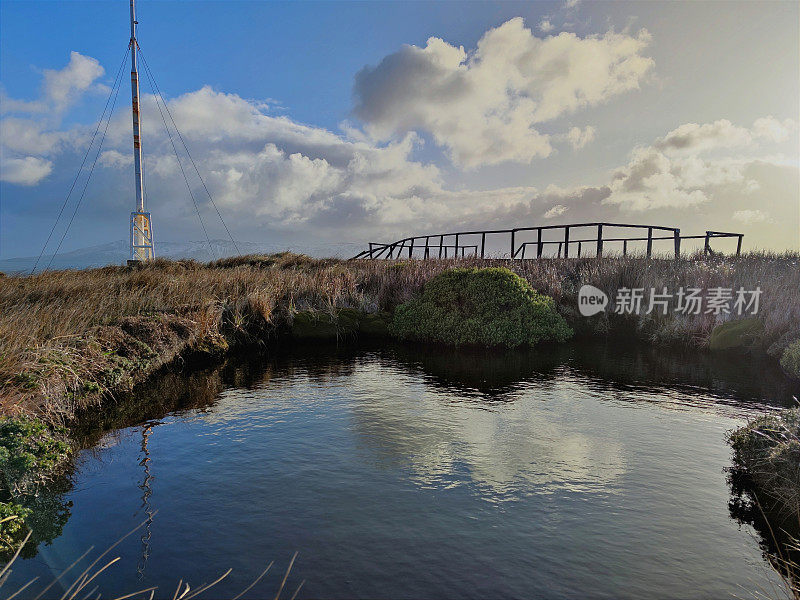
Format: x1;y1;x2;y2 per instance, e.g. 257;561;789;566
0;417;71;492
0;501;31;551
780;340;800;380
391;267;572;348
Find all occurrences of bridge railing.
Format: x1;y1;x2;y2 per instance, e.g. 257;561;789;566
351;222;744;260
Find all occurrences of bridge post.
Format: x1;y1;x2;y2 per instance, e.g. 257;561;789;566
369;242;374;259
596;224;603;257
578;242;582;257
646;227;653;257
537;228;543;258
673;229;681;258
424;236;430;259
439;235;444;259
704;232;711;255
623;240;627;256
736;234;743;256
481;232;486;258
511;230;516;259
564;226;570;258
454;234;459;259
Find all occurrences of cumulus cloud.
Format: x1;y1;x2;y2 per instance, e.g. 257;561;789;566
752;116;796;143
653;117;797;154
732;209;769;223
543;204;569;218
0;52;106;187
603;117;796;210
0;156;53;185
3;49;796;252
42;52;106;114
92;86;447;231
566;125;596;150
538;19;555;33
353;18;653;167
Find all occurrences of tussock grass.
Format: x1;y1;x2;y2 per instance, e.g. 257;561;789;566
730;408;800;519
0;251;798;424
729;408;800;599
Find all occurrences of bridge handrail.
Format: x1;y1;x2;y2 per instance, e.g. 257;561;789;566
350;222;744;260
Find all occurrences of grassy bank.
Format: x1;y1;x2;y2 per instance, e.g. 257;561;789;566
728;408;800;598
1;252;798;424
729;408;800;519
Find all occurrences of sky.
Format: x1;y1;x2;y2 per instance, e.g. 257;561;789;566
0;0;798;259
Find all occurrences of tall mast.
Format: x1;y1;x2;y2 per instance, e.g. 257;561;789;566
129;0;144;213
128;0;154;263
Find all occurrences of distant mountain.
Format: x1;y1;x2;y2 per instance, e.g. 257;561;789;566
0;239;363;274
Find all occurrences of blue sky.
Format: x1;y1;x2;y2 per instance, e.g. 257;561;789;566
1;0;798;258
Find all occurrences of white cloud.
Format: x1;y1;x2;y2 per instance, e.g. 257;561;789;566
566;125;596;150
93;86;446;231
538;19;555;33
42;51;106;114
0;156;53;185
353;18;653;167
0;118;66;155
752;116;796;143
653;117;797;155
732;209;768;223
3;49;796;252
603;117;797;210
0;52;106;187
544;204;569;218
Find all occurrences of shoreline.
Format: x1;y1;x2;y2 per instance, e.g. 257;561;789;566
1;253;799;511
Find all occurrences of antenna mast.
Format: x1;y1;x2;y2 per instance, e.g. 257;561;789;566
128;0;155;264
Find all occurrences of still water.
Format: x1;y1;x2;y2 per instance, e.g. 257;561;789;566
8;341;800;599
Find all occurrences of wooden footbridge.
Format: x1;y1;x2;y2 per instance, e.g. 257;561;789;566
351;222;744;260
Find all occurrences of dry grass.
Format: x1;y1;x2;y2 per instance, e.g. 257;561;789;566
0;515;304;599
1;251;798;424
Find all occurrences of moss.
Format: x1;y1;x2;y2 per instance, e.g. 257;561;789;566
708;318;764;351
391;267;573;348
780;340;800;380
190;333;230;357
0;417;71;493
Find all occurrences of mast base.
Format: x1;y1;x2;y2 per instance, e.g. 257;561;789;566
130;211;155;262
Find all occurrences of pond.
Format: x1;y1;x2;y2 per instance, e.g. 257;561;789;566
7;340;800;599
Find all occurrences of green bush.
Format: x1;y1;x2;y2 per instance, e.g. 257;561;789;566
0;417;71;492
0;501;31;551
391;267;572;348
780;340;800;379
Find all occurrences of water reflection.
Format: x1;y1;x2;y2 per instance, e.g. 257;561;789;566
381;339;798;410
8;339;799;597
346;364;625;499
136;423;155;579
